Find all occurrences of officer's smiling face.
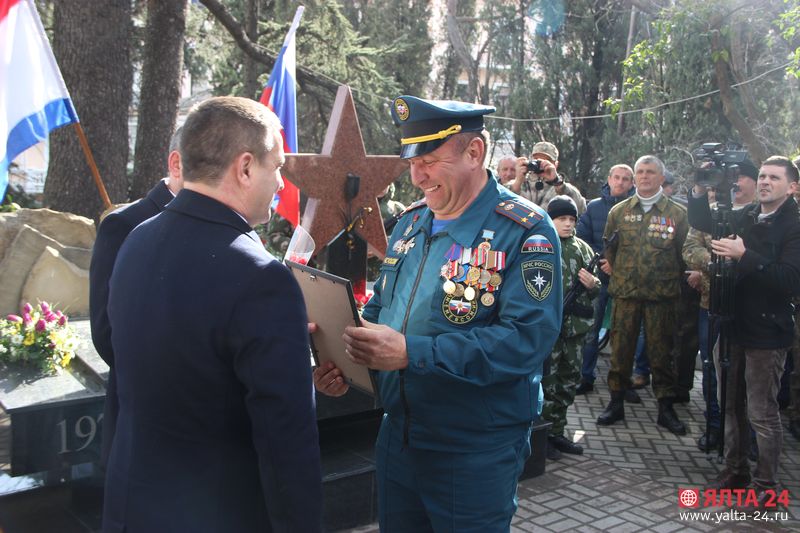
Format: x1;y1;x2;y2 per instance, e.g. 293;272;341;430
409;135;483;220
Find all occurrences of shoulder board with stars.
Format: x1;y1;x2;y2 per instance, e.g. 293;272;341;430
495;200;543;229
400;198;427;216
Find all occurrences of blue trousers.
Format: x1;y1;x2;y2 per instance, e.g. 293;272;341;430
376;416;530;532
581;285;610;383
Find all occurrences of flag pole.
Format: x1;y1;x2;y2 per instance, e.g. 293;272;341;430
73;123;112;209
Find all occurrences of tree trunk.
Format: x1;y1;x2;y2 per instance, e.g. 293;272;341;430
45;0;133;219
710;28;767;164
129;0;187;201
618;5;637;135
577;8;605;188
445;0;478;102
241;0;261;100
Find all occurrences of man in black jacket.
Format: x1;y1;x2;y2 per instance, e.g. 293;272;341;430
103;97;322;533
89;129;182;465
688;156;800;503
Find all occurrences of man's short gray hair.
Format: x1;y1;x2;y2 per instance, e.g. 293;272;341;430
634;155;665;176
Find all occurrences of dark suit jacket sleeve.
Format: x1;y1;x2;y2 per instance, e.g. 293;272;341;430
90;213;135;366
229;261;323;532
576;209;595;250
687;191;713;234
738;222;800;294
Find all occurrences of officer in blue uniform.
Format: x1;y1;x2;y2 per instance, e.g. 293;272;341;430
316;96;562;532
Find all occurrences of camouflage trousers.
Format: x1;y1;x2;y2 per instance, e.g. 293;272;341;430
608;298;677;400
542;333;585;437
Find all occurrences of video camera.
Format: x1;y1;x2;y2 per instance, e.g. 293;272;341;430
693;143;748;189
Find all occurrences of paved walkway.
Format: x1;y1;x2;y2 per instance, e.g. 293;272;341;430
343;353;800;532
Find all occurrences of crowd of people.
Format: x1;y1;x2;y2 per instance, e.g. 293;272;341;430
495;144;800;509
89;93;799;532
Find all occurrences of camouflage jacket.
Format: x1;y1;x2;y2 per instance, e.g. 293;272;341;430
604;194;688;301
518;178;587;215
682;227;713;309
560;234;599;338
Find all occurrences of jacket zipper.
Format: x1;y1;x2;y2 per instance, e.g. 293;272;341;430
398;229;434;447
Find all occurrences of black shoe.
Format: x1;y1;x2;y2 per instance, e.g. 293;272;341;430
575;381;594;394
597;392;625;426
546;438;562;461
624;389;642;403
550;434;583;455
657;399;686;435
706;468;751;491
697;428;720;452
789;419;800;441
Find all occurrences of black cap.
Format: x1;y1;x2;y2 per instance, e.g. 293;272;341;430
547;195;578;220
738;159;758;180
391;95;496;159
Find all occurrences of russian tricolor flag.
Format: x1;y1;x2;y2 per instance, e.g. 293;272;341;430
259;6;303;227
0;0;78;201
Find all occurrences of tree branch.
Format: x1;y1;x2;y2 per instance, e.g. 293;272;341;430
710;28;767;164
445;0;478;101
197;0;340;95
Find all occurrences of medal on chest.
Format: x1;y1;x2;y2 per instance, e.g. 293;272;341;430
440;229;505;324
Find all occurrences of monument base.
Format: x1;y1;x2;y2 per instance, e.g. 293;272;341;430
520;420;551;480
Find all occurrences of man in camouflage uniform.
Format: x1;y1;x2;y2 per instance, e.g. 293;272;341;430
541;196;599;460
597;155;689;435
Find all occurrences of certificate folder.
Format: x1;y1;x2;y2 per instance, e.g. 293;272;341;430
285;260;376;396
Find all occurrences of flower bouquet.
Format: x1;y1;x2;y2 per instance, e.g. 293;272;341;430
0;302;79;373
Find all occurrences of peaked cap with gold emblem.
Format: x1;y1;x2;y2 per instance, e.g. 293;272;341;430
391;95;496;159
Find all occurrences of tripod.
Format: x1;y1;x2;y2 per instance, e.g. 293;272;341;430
705;196;737;463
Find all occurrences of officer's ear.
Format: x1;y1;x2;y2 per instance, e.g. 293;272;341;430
463;136;485;168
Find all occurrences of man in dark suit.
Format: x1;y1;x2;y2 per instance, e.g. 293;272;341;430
103;97;322;533
90;129;182;466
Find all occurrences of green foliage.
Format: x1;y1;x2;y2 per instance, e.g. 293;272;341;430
291;1;402;153
182;0;798;203
778;0;800;77
608;0;799;184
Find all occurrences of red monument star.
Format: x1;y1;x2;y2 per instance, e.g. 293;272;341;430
283;86;408;258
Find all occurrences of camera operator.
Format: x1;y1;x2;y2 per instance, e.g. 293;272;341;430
510;141;586;214
688;156;800;503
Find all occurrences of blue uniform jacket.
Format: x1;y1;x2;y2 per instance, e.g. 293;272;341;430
363;173;562;451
